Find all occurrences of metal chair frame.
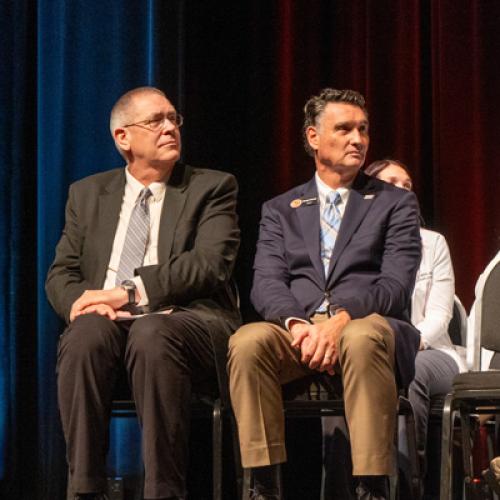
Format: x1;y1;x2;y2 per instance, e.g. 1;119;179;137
106;280;241;500
440;260;500;499
110;396;226;500
240;295;469;500
241;391;422;500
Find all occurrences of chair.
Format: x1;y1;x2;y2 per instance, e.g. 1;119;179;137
448;294;468;347
240;383;422;500
440;259;500;499
109;347;228;500
428;294;468;417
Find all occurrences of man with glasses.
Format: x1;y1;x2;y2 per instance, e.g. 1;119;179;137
46;87;240;500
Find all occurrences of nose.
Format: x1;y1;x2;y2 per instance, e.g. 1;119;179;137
160;117;176;131
349;128;364;147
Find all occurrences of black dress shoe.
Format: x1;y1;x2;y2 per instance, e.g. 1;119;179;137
355;476;389;500
249;490;281;500
74;494;108;500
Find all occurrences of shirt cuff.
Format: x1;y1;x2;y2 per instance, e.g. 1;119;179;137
422;337;429;349
132;276;149;307
285;316;310;331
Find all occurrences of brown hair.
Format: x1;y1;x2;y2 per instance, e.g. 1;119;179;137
303;88;368;156
364;158;411;179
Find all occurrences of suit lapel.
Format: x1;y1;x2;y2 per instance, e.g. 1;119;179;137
327;172;378;280
158;163;190;262
95;170;126;284
295;178;325;283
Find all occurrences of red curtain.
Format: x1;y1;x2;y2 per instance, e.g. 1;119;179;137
270;0;500;307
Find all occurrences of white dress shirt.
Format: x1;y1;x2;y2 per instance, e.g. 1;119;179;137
103;167;166;306
315;172;350;222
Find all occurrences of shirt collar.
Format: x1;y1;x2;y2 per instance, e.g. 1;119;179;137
315;172;350;207
125;167;166;202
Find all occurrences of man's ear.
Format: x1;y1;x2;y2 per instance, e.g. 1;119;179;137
305;125;319;152
114;128;131;152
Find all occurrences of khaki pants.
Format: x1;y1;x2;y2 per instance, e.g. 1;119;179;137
227;313;397;476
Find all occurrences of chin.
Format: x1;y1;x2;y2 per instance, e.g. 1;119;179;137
161;151;181;162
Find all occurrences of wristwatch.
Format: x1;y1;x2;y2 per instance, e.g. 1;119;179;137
120;280;137;305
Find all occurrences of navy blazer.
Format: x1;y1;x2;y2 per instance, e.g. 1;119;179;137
251;171;422;387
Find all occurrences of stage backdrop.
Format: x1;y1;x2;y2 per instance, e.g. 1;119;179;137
1;1;499;498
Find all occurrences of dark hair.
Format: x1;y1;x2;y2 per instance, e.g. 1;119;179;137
364;158;411;179
303;88;368;156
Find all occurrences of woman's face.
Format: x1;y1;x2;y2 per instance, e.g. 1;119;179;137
377;163;413;191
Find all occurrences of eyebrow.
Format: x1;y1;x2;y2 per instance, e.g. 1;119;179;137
144;111;177;120
334;120;369;129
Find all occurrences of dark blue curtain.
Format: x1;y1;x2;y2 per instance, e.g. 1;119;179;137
2;1;186;498
1;0;37;488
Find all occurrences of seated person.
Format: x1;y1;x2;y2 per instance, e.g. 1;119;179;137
227;89;422;500
467;250;500;370
364;159;467;487
45;86;240;500
467;250;500;492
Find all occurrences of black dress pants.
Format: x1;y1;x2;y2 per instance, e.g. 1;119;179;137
57;311;217;499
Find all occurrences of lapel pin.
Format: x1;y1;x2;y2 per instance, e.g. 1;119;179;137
290;196;318;208
364;194;375;200
302;197;318;206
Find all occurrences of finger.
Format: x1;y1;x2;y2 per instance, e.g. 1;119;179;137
324;353;339;375
301;337;318;364
326;365;336;376
116;310;132;318
318;348;337;372
98;304;117;320
291;330;308;348
75;305;98;316
325;353;339;375
309;343;327;370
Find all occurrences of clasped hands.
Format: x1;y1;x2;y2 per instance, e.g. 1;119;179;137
69;288;133;322
289;311;351;375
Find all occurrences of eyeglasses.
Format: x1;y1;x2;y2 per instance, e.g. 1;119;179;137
123;113;184;131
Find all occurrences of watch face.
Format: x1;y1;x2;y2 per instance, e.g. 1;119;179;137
121;279;136;289
120;280;136;305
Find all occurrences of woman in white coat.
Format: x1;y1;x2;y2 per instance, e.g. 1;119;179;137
364;159;467;479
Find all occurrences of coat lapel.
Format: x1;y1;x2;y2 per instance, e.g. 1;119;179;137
327;172;378;280
158;163;190;262
295;178;325;283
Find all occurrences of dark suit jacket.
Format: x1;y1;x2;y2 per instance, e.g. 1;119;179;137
250;171;422;387
46;163;241;338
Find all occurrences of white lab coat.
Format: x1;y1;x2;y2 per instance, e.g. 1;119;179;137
411;228;467;372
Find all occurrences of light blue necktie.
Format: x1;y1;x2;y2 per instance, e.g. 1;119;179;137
320;190;342;276
115;187;152;285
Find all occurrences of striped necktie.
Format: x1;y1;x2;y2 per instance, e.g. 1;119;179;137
320;190;342;276
115;187;152;285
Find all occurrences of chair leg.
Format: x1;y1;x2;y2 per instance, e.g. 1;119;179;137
440;393;455;500
404;408;422;499
242;468;251;500
212;399;223;500
460;409;474;500
229;411;246;499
